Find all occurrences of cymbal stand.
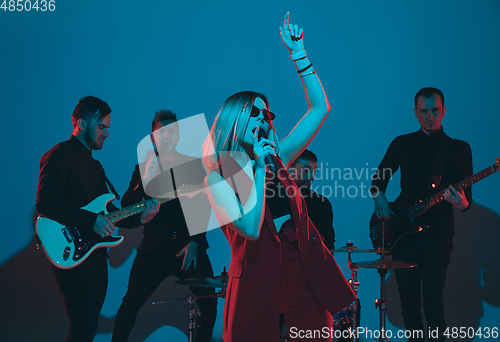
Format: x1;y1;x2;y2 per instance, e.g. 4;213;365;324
375;267;390;342
347;251;360;342
153;290;225;342
375;224;390;342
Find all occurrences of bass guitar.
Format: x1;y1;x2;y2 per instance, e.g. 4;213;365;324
35;184;205;269
369;158;499;251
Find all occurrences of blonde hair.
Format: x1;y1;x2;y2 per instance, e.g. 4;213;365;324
203;91;279;172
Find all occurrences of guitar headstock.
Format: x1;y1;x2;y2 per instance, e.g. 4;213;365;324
495;158;500;172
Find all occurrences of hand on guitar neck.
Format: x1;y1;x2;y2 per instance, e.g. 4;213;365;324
374;184;469;222
138;198;161;224
443;185;469;210
92;198;161;238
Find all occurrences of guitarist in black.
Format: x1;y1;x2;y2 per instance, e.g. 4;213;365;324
370;87;473;342
111;110;217;342
36;96;160;342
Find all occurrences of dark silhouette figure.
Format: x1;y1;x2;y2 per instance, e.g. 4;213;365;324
386;202;500;341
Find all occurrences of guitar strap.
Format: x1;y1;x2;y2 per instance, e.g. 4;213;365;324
428;136;453;188
94;160;121;200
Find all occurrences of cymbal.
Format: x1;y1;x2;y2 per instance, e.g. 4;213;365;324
331;246;391;254
175;277;227;288
213;274;229;283
356;259;417;269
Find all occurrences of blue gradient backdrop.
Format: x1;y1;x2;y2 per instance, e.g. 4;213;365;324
1;1;499;341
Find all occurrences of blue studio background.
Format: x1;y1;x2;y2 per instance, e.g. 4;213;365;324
1;1;499;341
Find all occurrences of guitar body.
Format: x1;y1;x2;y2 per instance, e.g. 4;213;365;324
35;193;124;269
369;157;499;252
369;201;428;251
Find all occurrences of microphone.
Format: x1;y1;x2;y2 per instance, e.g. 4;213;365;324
257;128;277;173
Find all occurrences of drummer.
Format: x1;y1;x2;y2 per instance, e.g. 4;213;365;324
289;150;363;339
111;110;217;342
289;149;335;250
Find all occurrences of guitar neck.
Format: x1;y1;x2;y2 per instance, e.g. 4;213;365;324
105;189;181;224
409;164;497;217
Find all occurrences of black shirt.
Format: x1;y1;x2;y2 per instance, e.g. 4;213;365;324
301;188;335;250
36;135;129;230
121;152;210;253
36;135;140;258
371;127;473;238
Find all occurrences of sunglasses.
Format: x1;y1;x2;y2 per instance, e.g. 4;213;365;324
250;106;276;122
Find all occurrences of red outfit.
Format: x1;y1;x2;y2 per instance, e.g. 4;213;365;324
216;157;356;342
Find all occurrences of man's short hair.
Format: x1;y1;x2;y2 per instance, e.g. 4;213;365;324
152;109;178;131
414;87;445;107
72;96;111;127
293;149;318;165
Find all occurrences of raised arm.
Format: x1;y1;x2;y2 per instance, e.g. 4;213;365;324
278;12;331;168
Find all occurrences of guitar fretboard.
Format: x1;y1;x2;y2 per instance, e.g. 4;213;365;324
106;184;204;224
408;164;496;218
371;160;498;235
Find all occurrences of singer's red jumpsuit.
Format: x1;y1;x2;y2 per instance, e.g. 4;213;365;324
216;157;356;342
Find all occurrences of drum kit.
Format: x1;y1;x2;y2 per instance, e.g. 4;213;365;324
152;268;229;342
329;240;417;342
152;243;416;342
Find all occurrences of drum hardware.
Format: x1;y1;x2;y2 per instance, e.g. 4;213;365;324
174;267;228;288
336;241;362;342
212;267;229;283
334;240;417;342
175;277;228;288
332;244;392;254
356;240;417;342
356;259;417;269
152;268;227;342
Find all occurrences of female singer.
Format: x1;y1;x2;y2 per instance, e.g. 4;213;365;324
203;13;356;342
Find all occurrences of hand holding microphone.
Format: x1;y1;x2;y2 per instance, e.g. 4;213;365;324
253;126;277;172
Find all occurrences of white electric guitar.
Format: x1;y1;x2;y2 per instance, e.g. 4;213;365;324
35;184;205;269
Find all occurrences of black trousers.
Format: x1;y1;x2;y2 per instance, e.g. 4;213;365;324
112;238;217;342
393;234;453;342
51;254;108;342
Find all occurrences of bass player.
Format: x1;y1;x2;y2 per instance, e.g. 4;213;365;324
370;87;473;342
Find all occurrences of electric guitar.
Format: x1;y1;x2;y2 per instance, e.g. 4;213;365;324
35;184;205;269
369;158;499;251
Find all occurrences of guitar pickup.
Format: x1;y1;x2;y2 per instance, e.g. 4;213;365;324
62;227;73;243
